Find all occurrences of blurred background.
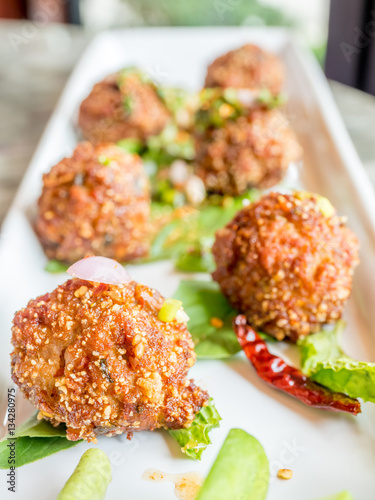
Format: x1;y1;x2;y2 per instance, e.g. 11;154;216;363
0;0;374;223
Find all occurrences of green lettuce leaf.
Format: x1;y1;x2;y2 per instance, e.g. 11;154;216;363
0;412;81;469
148;191;258;273
298;321;375;403
169;399;221;460
14;412;68;438
1;400;220;468
173;280;240;358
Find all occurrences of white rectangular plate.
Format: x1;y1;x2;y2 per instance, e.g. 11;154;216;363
1;27;375;500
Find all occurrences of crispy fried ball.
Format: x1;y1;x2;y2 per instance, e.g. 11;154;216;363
195;107;302;195
35;142;150;264
78;69;170;144
11;278;208;442
204;44;284;95
212;192;360;341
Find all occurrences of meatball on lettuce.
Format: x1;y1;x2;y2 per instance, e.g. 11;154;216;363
11;271;208;442
78;67;170;144
194;89;302;195
212;192;359;341
204;44;284;96
35;142;150;264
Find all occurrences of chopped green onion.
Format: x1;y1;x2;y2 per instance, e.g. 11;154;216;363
316;196;335;218
45;260;69;273
98;155;112;166
158;299;182;322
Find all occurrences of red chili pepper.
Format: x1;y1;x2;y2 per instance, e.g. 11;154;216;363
233;315;361;415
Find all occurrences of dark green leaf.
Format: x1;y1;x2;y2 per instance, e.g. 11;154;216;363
169;399;221;460
0;412;82;469
172;279;273;358
15;412;67;438
173;280;240;358
0;436;80;469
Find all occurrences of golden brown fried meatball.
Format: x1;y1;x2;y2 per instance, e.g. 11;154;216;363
212;192;359;341
78;69;170;144
11;278;208;442
205;44;284;95
195;106;302;196
35;142;150;264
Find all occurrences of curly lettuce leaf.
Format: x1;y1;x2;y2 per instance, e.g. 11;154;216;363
299;321;375;403
169;399;221;460
173;280;240;358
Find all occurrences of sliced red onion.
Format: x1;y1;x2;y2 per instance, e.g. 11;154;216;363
67;257;131;285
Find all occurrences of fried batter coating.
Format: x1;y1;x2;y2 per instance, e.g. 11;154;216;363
35;142;150;264
11;279;208;442
212;192;359;341
195;106;302;195
204;44;284;95
78;69;170;144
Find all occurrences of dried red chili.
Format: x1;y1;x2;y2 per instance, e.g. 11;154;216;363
233;315;361;415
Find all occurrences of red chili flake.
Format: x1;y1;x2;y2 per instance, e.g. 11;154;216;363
233;315;361;415
92;283;109;296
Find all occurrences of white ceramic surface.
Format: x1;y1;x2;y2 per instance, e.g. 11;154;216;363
1;28;375;499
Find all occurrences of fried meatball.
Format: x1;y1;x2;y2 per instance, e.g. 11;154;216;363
212;192;359;341
204;44;284;95
11;278;208;442
195;105;302;196
35;142;150;264
78;68;170;144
